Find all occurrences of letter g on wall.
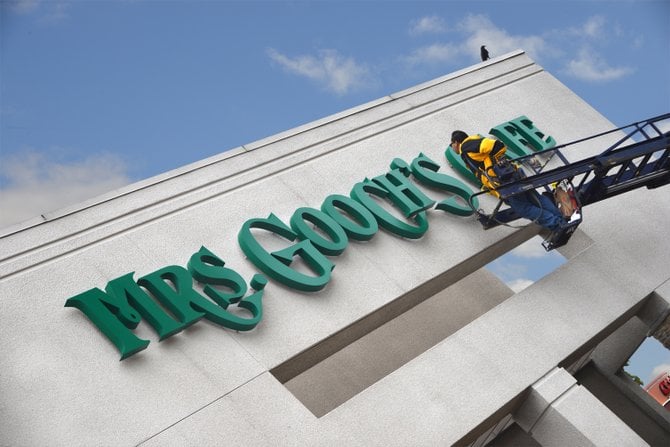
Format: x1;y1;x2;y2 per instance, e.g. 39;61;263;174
238;213;335;292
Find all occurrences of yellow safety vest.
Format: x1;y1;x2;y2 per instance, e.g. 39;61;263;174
461;136;507;197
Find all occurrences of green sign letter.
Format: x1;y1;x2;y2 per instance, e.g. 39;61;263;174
350;179;430;239
106;272;186;341
290;207;348;256
371;169;436;217
65;286;150;360
238;214;335;292
187;246;265;331
409;153;479;216
321;194;379;241
489;116;556;158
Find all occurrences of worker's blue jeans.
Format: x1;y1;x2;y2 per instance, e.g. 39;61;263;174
505;191;565;230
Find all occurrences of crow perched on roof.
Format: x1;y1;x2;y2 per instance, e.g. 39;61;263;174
480;45;490;61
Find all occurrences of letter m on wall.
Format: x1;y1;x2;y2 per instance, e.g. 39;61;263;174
64;272;186;360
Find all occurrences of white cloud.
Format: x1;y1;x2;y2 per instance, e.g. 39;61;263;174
564;47;634;82
402;43;460;66
7;0;40;14
7;0;69;22
568;15;607;39
409;15;447;35
582;16;606;38
631;35;644;50
510;237;562;259
0;149;131;229
486;259;528;283
650;363;670;383
398;14;551;72
656;119;670;135
267;48;372;95
401;13;628;77
458;14;548;62
38;1;69;23
507;278;534;293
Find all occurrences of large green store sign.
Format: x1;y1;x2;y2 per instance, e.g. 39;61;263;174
65;116;555;360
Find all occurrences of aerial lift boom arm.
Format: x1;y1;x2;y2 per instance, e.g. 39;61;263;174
468;113;670;250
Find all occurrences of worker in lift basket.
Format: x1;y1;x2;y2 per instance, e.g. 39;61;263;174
450;130;568;231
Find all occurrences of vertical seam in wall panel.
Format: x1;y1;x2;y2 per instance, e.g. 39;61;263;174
527;382;579;436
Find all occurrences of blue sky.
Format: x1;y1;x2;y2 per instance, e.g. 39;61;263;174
1;0;669;387
2;0;668;227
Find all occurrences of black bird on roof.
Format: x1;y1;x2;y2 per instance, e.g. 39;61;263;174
480;45;490;61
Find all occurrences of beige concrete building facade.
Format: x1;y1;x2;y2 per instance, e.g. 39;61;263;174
1;50;669;446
